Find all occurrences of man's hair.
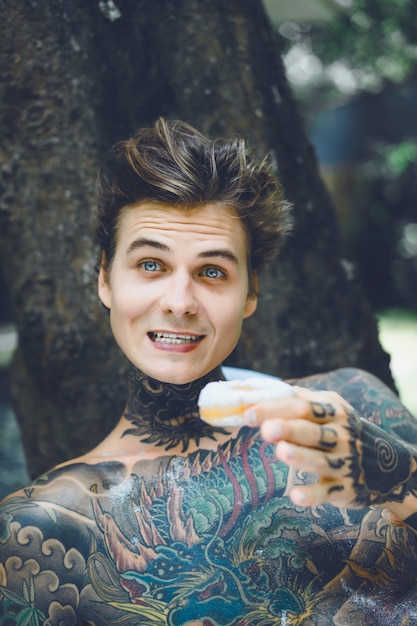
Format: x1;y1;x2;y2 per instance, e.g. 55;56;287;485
96;118;292;293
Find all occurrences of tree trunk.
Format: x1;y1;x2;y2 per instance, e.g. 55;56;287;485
0;0;394;478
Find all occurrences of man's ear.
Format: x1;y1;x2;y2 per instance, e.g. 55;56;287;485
243;273;258;319
98;253;111;309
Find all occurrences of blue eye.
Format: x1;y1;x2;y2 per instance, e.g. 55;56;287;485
201;267;225;279
140;260;161;272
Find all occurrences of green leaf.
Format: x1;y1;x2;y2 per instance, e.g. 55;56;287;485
29;575;35;603
15;606;33;626
22;579;30;603
0;585;28;606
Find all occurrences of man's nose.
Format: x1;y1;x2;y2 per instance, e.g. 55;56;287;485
160;272;198;317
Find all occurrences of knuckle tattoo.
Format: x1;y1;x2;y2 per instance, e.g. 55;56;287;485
319;425;338;450
326;456;345;470
310;401;337;420
327;484;345;496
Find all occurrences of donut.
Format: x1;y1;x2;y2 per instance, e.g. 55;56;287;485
198;377;294;427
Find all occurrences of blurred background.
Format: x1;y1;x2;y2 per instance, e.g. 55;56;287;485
268;0;417;415
1;0;416;497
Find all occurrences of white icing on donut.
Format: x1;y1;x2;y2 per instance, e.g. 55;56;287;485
198;377;294;426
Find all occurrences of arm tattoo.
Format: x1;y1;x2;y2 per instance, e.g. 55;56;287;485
294;367;417;444
346;409;417;507
294;368;417;514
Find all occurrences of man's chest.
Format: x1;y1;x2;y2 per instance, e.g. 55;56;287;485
80;435;417;625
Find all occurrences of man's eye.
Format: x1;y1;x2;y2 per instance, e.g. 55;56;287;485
140;260;162;272
201;267;225;279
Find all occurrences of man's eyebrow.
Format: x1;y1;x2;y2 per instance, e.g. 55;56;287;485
198;249;239;264
126;238;170;255
126;239;239;265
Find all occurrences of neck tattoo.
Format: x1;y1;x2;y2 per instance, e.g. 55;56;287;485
123;362;229;452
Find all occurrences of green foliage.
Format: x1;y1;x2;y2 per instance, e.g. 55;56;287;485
279;0;417;97
312;0;417;78
0;579;46;626
380;141;417;176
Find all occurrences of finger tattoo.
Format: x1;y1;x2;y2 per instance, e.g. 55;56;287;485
327;484;345;496
319;426;338;450
326;456;345;470
311;401;337;419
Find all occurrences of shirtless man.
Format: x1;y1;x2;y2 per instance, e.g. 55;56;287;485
1;118;417;626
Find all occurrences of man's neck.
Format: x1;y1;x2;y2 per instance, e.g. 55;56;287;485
123;362;228;453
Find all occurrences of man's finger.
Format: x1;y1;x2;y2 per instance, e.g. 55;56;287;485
290;478;356;508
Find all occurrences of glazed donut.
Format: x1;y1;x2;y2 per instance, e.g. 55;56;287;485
198;377;294;427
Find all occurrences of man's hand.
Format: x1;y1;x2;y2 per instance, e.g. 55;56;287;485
244;387;417;511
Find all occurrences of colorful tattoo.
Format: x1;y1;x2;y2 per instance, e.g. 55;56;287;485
1;367;417;624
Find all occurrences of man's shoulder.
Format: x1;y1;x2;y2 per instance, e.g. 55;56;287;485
0;459;128;524
0;460;129;574
0;465;100;624
288;366;383;391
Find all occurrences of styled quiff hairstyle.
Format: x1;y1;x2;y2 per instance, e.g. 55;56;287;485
96;118;292;294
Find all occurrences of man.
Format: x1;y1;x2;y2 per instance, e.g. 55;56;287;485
1;118;417;625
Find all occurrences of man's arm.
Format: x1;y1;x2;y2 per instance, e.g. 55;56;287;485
244;367;417;531
292;367;417;442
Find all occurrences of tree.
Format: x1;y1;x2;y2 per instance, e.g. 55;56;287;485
0;0;393;478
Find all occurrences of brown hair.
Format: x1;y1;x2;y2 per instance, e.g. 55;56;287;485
96;118;292;293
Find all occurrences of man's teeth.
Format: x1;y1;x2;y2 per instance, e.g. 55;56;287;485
151;332;201;344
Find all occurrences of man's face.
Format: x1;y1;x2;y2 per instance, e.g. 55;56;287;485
98;202;257;384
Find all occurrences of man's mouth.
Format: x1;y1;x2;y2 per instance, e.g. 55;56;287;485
148;332;204;345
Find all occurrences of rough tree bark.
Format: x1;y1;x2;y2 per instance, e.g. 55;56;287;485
0;0;394;478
